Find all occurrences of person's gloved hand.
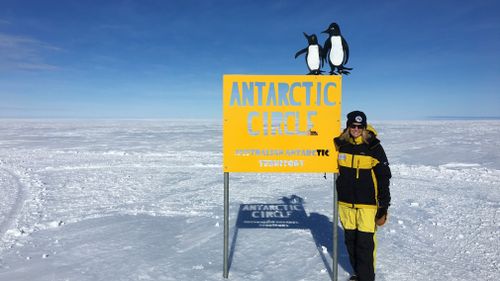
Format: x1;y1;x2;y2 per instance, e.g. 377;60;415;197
375;207;388;226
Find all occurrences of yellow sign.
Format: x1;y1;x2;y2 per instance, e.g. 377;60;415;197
223;75;342;173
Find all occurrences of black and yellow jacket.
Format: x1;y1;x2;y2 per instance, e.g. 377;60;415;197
334;125;391;209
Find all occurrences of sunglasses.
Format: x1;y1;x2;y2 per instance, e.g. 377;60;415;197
349;124;365;129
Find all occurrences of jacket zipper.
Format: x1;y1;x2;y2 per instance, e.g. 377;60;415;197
351;154;357;208
356;159;360;179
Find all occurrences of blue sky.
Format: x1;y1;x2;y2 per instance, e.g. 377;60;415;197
0;0;499;119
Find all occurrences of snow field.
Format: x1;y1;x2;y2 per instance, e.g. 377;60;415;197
0;119;498;280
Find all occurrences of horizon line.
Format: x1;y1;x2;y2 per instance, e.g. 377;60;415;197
1;116;500;121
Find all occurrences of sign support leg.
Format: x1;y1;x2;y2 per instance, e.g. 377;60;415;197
223;172;229;278
332;173;339;281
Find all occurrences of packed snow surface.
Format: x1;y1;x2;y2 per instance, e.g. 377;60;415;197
0;120;498;281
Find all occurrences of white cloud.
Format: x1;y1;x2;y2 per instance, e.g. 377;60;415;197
0;33;61;71
14;62;60;71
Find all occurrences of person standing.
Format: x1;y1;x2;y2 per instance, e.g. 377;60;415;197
334;111;391;281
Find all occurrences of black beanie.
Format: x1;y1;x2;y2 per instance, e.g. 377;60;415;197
346;111;367;128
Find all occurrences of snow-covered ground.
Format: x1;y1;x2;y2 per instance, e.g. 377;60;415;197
0;119;498;281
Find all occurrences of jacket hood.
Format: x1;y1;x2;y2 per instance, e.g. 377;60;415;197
366;124;378;136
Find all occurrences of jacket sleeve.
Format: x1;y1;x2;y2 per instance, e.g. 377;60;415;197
372;144;391;208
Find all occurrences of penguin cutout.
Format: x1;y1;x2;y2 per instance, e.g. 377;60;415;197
322;23;352;75
295;32;323;75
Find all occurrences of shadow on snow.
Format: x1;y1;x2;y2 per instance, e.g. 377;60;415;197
228;195;352;277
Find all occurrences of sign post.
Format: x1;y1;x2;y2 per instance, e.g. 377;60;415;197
333;173;339;280
223;172;229;279
222;75;342;280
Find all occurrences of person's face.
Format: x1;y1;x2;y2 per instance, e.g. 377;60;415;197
349;123;364;138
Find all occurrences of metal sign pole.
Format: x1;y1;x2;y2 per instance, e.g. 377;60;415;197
223;172;229;278
332;173;339;281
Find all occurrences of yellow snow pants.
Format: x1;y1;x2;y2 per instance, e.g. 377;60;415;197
338;203;378;233
338;203;378;281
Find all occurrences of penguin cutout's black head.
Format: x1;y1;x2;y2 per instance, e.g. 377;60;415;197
303;32;318;45
322;22;341;36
